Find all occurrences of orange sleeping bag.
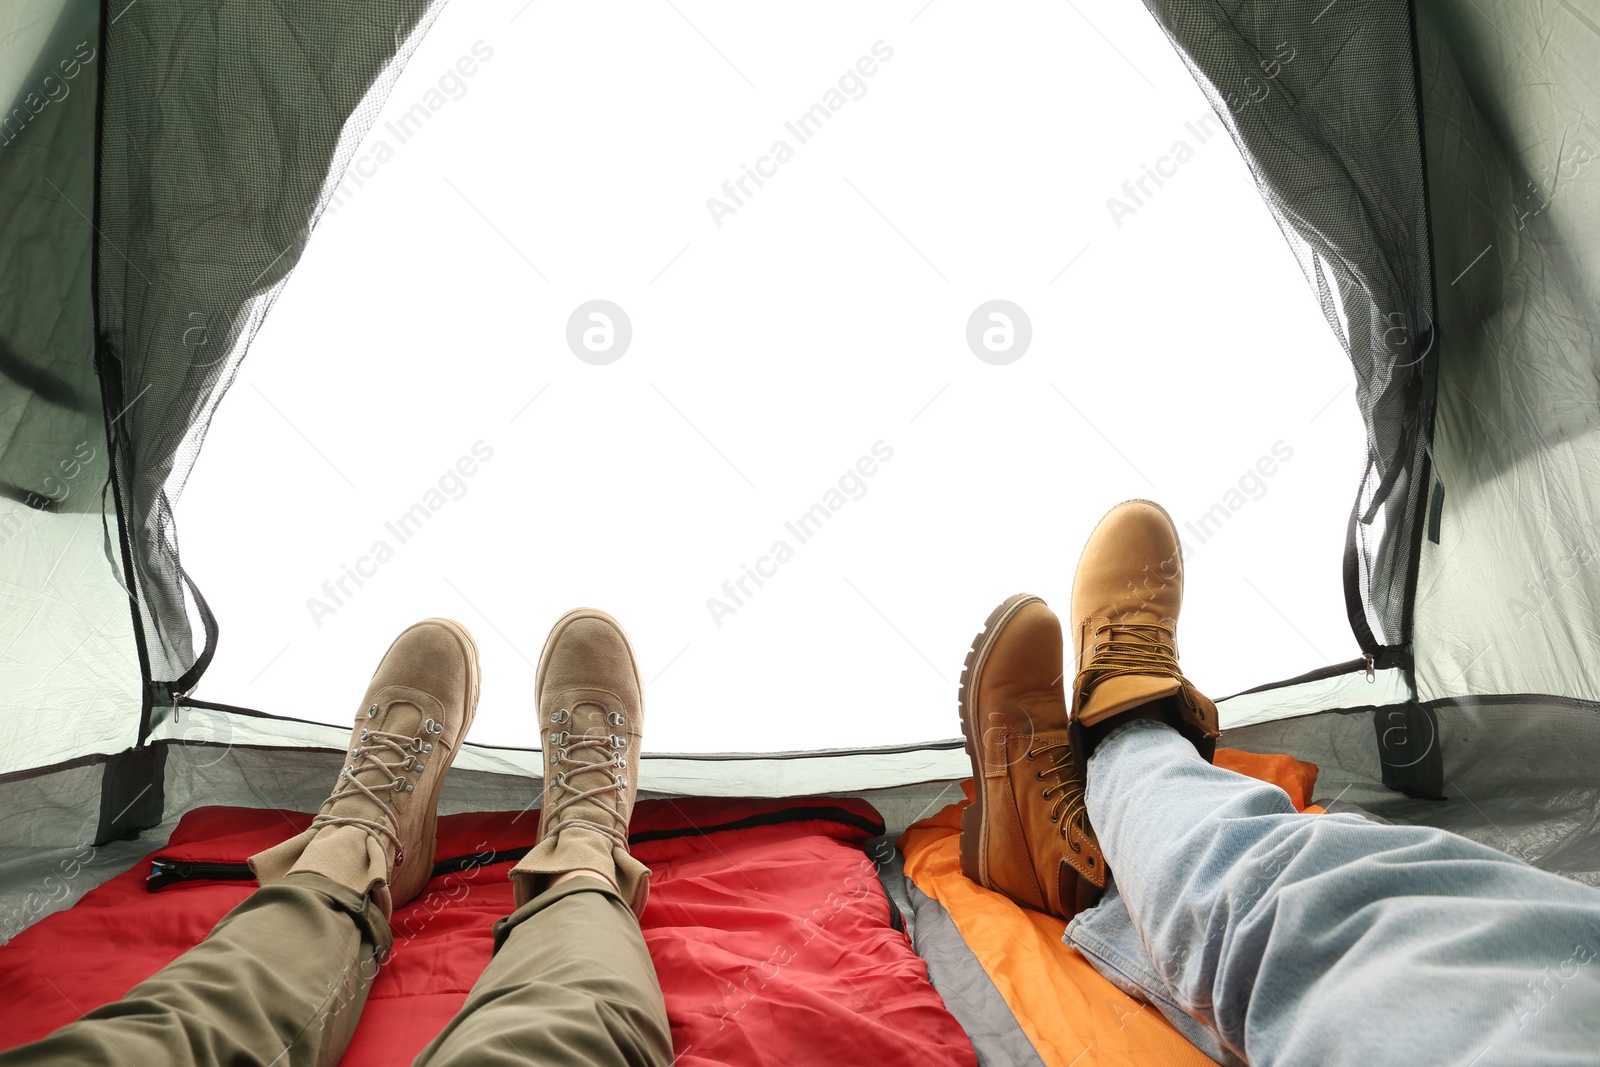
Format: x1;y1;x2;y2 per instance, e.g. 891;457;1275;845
897;748;1321;1066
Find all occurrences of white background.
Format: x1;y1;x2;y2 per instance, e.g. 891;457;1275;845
177;0;1365;753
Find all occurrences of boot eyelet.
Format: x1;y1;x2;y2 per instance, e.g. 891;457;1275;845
1049;814;1059;823
394;775;409;791
1087;856;1095;866
359;728;371;742
611;735;626;748
616;776;628;789
366;703;379;718
1034;770;1045;781
552;748;566;763
550;730;567;746
607;711;624;726
552;708;570;724
1025;750;1036;761
428;719;444;735
350;747;362;760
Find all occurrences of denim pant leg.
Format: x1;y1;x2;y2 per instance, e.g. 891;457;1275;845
1063;718;1600;1067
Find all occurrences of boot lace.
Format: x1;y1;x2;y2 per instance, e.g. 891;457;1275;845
1074;621;1199;717
544;705;630;848
1025;739;1091;849
309;713;443;869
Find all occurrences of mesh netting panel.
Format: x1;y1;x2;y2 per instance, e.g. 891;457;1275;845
0;0;144;777
96;0;446;696
1138;0;1437;651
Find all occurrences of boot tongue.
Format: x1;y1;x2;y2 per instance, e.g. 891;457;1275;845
550;700;626;839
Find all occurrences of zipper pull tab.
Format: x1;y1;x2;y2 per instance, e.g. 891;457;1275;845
1364;654;1376;682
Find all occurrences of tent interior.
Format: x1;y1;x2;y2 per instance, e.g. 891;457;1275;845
2;0;1599;1057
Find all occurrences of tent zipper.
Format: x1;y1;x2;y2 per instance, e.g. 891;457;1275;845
147;859;254;890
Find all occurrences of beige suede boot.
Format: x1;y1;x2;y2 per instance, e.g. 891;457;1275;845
958;594;1106;920
1068;499;1219;759
249;618;480;920
509;608;649;917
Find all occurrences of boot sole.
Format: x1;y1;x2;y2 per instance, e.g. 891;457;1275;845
957;593;1044;890
392;617;481;898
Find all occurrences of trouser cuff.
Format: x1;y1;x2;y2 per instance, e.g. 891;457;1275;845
490;874;627;955
281;870;395;961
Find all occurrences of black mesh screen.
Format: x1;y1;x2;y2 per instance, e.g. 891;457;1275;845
96;0;446;708
1138;0;1438;653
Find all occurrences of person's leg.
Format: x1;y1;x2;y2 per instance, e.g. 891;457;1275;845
1071;718;1600;1066
415;875;671;1066
0;872;387;1067
416;608;671;1067
1;618;480;1067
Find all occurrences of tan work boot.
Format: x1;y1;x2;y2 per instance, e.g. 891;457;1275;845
509;608;650;917
249;618;481;920
1068;499;1219;761
958;594;1106;920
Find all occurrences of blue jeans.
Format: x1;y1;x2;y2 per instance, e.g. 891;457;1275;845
1063;719;1600;1066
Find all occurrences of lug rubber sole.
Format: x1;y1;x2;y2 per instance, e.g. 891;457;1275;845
957;593;1044;889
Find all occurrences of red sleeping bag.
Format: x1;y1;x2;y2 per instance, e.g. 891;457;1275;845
0;797;975;1066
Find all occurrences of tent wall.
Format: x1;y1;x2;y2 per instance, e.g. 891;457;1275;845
1225;698;1600;887
0;740;958;943
0;759;171;945
1138;0;1439;665
149;701;974;798
95;0;448;714
1410;0;1600;705
0;0;141;778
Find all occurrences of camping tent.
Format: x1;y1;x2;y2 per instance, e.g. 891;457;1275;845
2;0;1598;1010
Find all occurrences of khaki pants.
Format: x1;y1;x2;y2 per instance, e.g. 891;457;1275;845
0;872;672;1067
